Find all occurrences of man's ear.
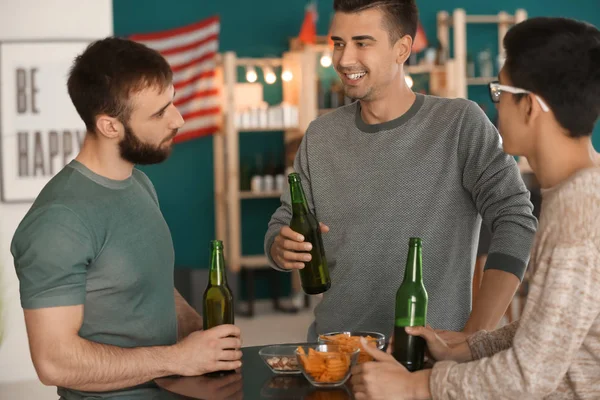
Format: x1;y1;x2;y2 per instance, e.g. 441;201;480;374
395;34;413;65
95;115;122;140
524;93;544;127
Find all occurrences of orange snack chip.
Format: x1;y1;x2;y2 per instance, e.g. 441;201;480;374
297;346;352;383
318;334;379;363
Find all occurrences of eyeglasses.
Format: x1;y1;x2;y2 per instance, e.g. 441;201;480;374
488;81;550;112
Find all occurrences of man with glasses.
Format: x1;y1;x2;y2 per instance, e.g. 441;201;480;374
352;16;600;400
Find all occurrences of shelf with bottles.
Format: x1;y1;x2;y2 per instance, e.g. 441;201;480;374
239;151;287;199
464;48;502;86
235;102;300;132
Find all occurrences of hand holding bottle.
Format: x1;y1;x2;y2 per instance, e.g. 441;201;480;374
272;173;331;295
270;223;330;270
406;325;473;363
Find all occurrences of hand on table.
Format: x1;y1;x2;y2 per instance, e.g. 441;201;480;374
174;324;243;376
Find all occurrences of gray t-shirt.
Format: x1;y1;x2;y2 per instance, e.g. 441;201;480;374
11;160;177;399
265;93;537;340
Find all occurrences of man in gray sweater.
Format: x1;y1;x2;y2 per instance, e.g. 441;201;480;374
264;0;537;342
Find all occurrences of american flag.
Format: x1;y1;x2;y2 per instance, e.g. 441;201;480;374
130;16;221;143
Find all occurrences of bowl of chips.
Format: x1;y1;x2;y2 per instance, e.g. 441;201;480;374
295;344;359;388
317;331;385;363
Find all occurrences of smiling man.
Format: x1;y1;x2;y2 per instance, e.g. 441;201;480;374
265;0;537;342
11;38;242;399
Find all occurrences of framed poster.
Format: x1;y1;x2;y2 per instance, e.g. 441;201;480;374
0;40;90;203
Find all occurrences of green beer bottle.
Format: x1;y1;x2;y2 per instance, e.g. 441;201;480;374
392;237;428;371
288;173;331;295
202;240;234;330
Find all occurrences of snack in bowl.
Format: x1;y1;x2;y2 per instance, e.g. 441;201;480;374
318;331;385;363
259;345;302;374
295;344;359;387
266;355;299;372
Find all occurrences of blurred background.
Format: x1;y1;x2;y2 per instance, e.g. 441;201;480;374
0;0;598;397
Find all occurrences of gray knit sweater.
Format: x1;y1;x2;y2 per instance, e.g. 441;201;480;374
264;93;537;340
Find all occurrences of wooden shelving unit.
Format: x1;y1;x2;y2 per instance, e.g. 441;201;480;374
437;9;528;98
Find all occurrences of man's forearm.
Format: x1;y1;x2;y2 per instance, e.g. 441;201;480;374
175;289;203;340
463;269;520;333
42;337;178;391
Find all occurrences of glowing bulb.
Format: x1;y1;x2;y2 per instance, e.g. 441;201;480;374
405;74;414;88
265;71;276;84
320;50;332;67
263;66;276;84
282;70;293;82
246;66;257;83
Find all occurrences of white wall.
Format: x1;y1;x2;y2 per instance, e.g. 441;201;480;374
0;0;113;383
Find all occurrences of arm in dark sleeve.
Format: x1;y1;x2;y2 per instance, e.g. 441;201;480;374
459;102;537;281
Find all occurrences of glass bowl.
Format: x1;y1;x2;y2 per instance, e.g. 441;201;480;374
295;344;359;388
259;344;302;374
317;331;386;363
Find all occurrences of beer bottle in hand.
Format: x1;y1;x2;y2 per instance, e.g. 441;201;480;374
203;240;234;329
392;237;428;371
288;173;331;295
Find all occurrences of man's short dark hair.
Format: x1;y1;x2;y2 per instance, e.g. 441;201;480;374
333;0;418;45
504;17;600;138
67;37;173;133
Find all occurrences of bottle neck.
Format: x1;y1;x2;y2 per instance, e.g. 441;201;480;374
402;244;423;284
209;247;227;286
289;181;309;214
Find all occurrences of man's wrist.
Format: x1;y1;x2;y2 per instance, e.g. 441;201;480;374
157;343;182;377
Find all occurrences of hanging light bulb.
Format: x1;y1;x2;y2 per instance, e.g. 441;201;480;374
246;65;257;83
405;74;414;88
263;65;276;84
320;49;332;67
281;69;293;82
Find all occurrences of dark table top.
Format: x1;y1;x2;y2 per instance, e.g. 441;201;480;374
156;344;355;400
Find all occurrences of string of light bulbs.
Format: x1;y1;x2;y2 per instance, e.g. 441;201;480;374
241;50;413;88
243;64;293;84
